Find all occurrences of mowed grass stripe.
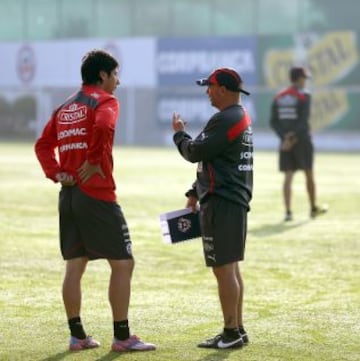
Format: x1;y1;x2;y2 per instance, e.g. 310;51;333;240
0;143;359;361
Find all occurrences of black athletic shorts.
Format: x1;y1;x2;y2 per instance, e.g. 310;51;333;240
58;186;133;261
279;137;314;171
199;195;247;267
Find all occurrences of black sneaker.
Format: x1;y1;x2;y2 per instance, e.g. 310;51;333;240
197;332;243;349
310;205;328;218
239;329;249;344
284;211;293;222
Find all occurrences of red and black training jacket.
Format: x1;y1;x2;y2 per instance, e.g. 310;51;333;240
173;104;253;210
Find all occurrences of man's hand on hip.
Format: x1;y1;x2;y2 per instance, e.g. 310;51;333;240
77;160;105;184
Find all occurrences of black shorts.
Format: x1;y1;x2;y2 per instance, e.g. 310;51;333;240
279;138;314;171
58;186;133;261
199;195;247;267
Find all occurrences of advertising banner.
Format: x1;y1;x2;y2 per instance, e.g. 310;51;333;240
258;31;360;88
157;36;257;87
156;36;257;131
0;38;156;88
258;32;360;131
157;88;256;128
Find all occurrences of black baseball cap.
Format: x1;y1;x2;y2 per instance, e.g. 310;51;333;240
196;68;250;95
289;66;311;82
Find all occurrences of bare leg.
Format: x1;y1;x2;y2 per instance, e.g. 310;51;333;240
108;259;134;321
304;169;316;209
283;171;294;213
62;257;88;319
212;262;239;329
235;263;244;327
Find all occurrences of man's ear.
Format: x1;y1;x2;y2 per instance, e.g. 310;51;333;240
99;70;107;82
220;86;227;96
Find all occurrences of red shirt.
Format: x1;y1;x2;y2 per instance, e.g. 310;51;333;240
35;85;119;202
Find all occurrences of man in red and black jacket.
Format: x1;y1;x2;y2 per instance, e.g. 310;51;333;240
172;68;253;349
270;66;327;221
35;49;155;353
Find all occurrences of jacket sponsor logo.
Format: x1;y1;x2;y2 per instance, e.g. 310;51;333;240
238;164;253;172
57;127;87;140
59;142;88;153
90;92;100;99
277;95;297;106
240;151;253;160
58;104;87;124
241;128;253;146
278;107;297;120
238;164;253;171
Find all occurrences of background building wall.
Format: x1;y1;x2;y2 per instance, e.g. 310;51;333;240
0;0;359;149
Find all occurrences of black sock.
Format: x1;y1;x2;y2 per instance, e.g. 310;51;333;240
114;320;130;341
223;327;241;339
68;317;86;339
238;325;246;334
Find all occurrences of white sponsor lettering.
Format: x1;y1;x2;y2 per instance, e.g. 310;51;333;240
126;243;132;256
238;164;253;171
158;50;255;74
57;127;87;140
207;254;216;263
240;151;253;160
277;95;297;106
59;142;88;153
278;107;297;119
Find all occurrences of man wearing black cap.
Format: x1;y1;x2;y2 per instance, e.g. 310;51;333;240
270;66;327;221
171;68;253;349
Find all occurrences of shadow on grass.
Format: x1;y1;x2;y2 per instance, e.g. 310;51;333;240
95;351;129;361
249;220;310;238
95;351;124;360
198;348;241;361
40;350;121;361
39;351;69;361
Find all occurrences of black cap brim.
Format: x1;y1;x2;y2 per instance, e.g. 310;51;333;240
196;78;250;95
240;89;250;96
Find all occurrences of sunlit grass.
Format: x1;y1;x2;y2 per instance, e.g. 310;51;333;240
0;143;359;361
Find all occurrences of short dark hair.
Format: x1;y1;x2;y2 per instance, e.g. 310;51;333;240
289;66;310;82
81;49;118;85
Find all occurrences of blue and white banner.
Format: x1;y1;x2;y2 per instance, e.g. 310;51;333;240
0;37;156;88
157;36;257;86
157;91;256;126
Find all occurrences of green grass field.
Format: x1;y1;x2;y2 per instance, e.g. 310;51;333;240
0;142;359;361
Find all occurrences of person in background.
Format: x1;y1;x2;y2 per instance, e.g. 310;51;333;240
34;49;156;353
270;66;328;221
172;68;253;349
